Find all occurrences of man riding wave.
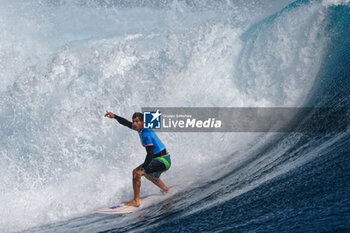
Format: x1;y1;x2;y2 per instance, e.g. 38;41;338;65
104;111;171;207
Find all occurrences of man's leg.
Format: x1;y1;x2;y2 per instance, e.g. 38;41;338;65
144;173;169;192
124;168;142;207
143;160;170;193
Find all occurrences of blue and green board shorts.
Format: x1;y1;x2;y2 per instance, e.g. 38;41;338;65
143;154;171;179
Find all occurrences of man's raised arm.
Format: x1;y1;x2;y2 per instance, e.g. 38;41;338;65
104;111;133;129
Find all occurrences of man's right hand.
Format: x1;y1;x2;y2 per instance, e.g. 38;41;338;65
104;110;115;119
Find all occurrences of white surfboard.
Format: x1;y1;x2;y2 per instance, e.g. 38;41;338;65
93;186;178;214
93;194;161;214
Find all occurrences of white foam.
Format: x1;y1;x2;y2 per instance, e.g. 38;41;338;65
322;0;350;7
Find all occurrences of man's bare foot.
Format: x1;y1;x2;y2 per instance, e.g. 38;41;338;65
161;186;171;195
124;199;140;207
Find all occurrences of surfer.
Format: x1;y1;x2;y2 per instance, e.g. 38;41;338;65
104;111;171;207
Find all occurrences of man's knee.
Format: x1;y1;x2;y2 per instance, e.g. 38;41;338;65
133;169;142;179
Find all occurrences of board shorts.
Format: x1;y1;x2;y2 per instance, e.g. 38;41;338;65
142;154;171;179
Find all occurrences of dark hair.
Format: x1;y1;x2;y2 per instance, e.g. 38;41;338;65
132;112;143;121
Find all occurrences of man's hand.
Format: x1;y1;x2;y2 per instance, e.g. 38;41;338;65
132;167;145;179
136;169;144;176
104;110;115;119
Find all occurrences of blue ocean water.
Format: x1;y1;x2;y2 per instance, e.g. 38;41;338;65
0;0;349;232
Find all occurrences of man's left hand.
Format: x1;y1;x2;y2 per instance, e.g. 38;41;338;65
136;169;144;176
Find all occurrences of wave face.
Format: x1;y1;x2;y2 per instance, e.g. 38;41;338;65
0;0;349;232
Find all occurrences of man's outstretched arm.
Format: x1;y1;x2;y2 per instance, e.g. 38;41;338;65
104;110;133;129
